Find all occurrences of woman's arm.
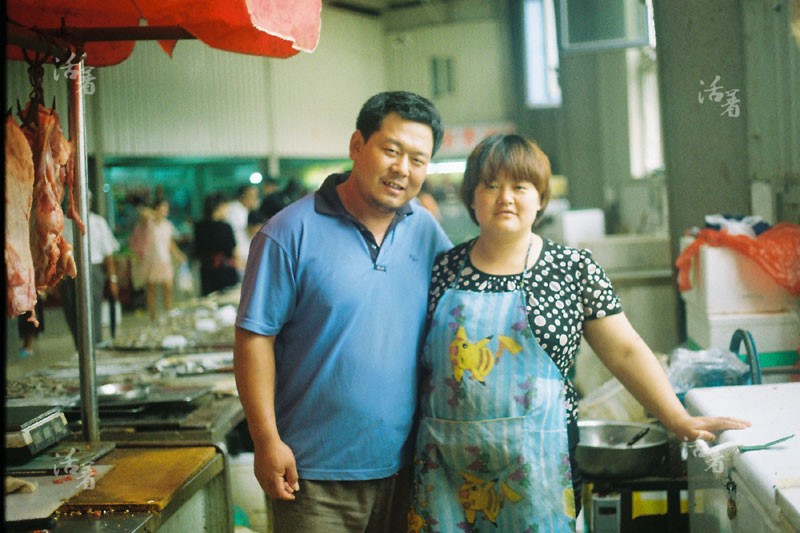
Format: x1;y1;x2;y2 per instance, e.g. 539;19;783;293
169;237;187;264
584;313;750;441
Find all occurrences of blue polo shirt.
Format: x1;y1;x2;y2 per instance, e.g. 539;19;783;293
236;173;452;480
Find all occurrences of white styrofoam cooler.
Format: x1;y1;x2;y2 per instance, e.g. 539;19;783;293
549;208;606;248
685;303;800;356
679;236;797;315
685;383;800;532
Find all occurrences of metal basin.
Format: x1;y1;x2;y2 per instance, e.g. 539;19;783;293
576;420;668;479
97;383;151;404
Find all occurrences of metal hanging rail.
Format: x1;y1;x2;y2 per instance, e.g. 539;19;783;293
7;21;196;48
6;23;74;62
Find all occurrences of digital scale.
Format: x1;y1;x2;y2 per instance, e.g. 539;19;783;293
5;406;71;464
6;405;116;474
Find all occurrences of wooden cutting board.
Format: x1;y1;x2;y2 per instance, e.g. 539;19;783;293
61;446;217;512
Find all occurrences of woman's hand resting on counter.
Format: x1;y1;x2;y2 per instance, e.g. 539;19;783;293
667;414;752;443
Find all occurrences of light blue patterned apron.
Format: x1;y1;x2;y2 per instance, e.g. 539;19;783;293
410;243;575;533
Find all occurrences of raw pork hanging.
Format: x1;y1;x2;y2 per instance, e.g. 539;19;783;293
5;115;37;321
23;103;84;291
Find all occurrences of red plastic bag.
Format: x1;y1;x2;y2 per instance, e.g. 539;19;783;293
676;222;800;296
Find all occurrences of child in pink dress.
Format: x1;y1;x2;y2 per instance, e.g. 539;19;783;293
137;199;186;321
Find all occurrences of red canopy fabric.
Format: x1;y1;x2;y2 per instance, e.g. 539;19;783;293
6;0;322;66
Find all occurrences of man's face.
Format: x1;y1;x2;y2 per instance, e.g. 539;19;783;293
242;187;260;210
348;112;434;215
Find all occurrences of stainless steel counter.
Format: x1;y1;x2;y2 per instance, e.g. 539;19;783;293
686;383;800;532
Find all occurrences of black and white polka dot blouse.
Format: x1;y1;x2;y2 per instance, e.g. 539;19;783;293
426;238;623;423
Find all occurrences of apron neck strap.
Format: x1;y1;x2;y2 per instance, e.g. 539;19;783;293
453;236;534;289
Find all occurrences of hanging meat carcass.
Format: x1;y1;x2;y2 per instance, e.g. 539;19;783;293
5;115;38;322
22;103;85;290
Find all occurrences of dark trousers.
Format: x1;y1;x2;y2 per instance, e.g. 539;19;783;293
270;467;411;533
61;264;105;348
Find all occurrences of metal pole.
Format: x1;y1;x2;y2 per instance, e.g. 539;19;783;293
68;56;100;443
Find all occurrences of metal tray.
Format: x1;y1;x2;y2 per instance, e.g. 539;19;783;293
153;351;234;376
107;385;212;407
65;385;213;410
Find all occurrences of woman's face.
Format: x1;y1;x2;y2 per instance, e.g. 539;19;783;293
156;202;169;218
471;171;541;237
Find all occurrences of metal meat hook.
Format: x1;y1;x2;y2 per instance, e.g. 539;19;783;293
18;48;50;129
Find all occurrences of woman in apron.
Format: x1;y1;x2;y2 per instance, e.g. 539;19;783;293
409;134;750;532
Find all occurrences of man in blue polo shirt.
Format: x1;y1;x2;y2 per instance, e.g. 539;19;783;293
234;91;451;532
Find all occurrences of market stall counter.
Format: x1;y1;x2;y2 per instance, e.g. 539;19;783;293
6;445;229;532
6;291;246;532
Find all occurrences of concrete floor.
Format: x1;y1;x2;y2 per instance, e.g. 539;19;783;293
6;302;153;382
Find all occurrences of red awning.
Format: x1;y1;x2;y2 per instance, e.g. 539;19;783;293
6;0;322;66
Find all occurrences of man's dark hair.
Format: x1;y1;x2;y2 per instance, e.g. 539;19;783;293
356;91;444;156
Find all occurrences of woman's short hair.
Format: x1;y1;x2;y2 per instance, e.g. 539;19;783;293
460;134;552;226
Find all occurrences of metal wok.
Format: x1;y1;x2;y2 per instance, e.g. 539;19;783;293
576;420;668;478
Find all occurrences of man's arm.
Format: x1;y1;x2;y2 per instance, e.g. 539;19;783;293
234;327;300;499
103;255;119;300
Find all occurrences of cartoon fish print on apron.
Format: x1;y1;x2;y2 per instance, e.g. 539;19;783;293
410;242;575;533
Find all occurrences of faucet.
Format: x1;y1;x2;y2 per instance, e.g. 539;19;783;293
729;329;762;385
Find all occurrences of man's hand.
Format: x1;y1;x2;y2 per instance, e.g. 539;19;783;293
107;277;119;300
254;438;300;500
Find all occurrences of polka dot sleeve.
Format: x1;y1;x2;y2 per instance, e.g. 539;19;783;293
578;248;622;320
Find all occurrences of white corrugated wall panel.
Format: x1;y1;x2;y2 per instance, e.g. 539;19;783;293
271;8;387;159
95;40;272;157
385;19;511;126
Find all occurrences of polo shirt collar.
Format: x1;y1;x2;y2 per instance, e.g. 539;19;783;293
314;172;414;219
